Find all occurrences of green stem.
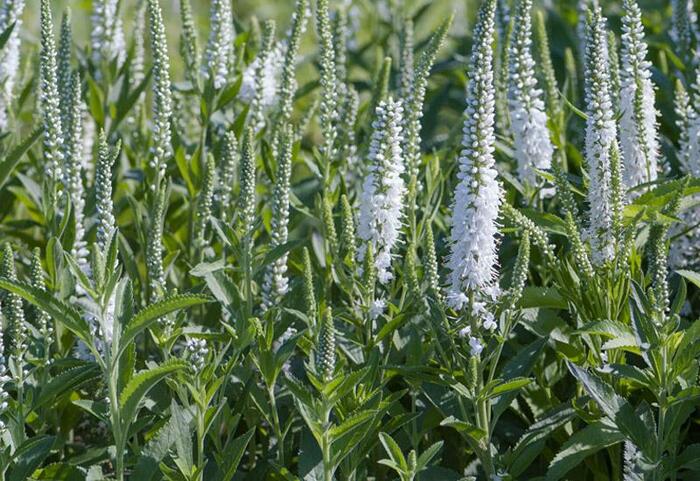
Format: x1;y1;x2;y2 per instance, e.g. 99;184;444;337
475;373;494;478
243;232;253;320
321;403;333;481
196;398;206;481
268;385;285;465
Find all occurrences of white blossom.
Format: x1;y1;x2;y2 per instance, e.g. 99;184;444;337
469;336;484;356
508;0;553;194
671;80;700;270
91;0;126;67
202;0;235;89
185;338;208;370
619;0;659;195
239;42;285;108
446;0;502;311
357;98;406;285
0;305;10;433
584;6;620;265
0;0;25;130
370;298;387;320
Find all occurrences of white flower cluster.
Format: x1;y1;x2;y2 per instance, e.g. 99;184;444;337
186;338;208;371
95;132;117;252
508;0;554;194
584;6;620;266
262;128;293;311
357;98;406;285
40;0;65;191
148;0;174;183
273;326;297;375
90;0;126;67
65;77;90;274
0;0;25;130
671;80;700;270
0;308;9;434
202;0;235;89
619;0;659;195
457;325;485;356
676;80;696;174
239;42;285;109
369;298;386;320
446;0;502;312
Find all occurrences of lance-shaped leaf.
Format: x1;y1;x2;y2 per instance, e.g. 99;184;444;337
34;362;101;409
567;362;656;456
0;277;91;347
215;428;255;481
119;359;187;433
117;293;212;359
8;436;55;481
546;421;625;481
0;127;44;190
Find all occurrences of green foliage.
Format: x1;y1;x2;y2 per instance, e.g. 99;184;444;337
0;1;699;481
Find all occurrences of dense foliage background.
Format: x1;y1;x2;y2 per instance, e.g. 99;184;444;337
0;0;699;480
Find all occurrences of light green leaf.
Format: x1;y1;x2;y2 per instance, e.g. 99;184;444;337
0;278;91;346
379;432;407;470
0;127;43;190
119;360;187;433
546;421;625;481
8;436;55;481
216;428;255;481
440;416;486;443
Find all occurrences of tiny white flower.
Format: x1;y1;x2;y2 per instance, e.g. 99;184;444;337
370;298;387;320
508;0;554;195
458;325;472;338
446;0;502;310
482;313;498;331
239;42;285;107
186;338;209;370
619;0;659;195
469;337;484;356
584;6;622;265
357;98;406;284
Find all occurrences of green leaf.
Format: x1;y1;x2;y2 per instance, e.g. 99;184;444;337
485;377;532;399
519;287;567;309
34;363;101;409
492;338;546;420
109;69;153;135
132;403;195;481
8;436;55;481
0;278;91;346
546;421;625;481
507;404;577;477
171;401;194;473
216;428;255;481
329;411;377;440
416;441;444;470
119;360;187;433
567;362;655;455
299;429;324;481
378;432;407;470
119;294;211;359
0;127;43;190
676;269;700;289
254;240;303;275
576;320;634;339
0;21;16;50
439;416;486;443
674;443;700;472
33;463;84;481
